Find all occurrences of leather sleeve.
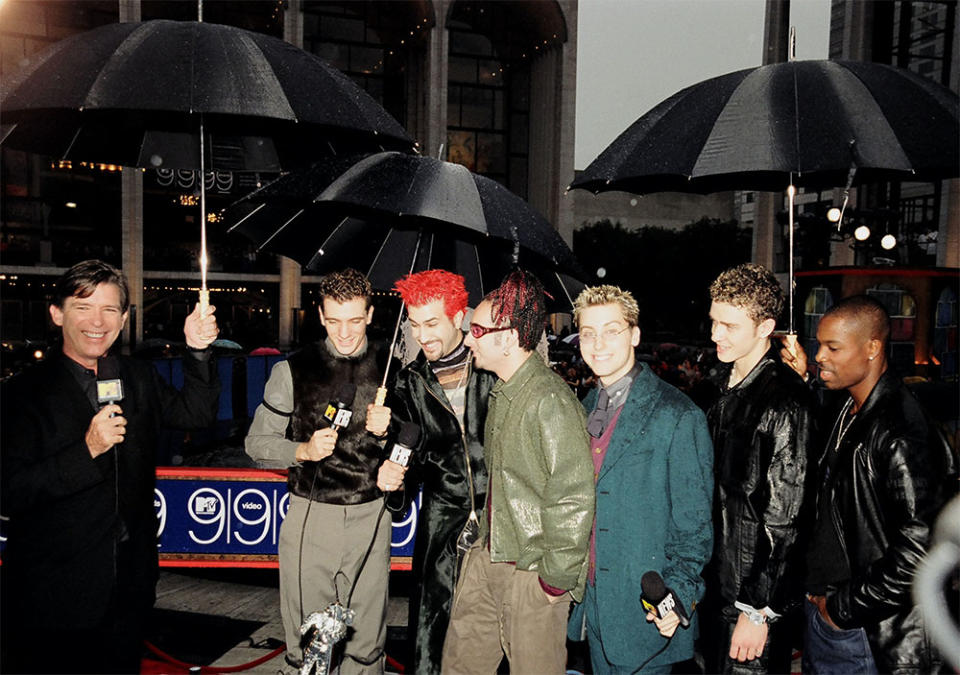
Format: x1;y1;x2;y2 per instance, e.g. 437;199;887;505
738;398;816;612
828;433;934;628
534;389;595;593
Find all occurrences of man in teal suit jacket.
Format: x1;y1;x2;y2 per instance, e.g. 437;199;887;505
567;285;714;674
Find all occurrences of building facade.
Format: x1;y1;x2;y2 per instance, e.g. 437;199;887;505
0;0;579;350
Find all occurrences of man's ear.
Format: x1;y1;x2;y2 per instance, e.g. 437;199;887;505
365;304;374;324
318;305;326;326
49;304;64;327
757;317;776;340
631;325;641;347
866;338;883;362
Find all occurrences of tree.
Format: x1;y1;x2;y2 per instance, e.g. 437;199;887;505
573;218;752;338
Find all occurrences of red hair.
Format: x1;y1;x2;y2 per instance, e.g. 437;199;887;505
393;269;468;319
487;269;545;351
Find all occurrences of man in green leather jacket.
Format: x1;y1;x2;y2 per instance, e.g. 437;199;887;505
381;270;497;675
441;270;594;675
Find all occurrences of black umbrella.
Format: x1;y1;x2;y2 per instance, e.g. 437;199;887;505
571;59;960;331
0;19;415;171
572;60;958;195
226;152;586;308
0;19;415;314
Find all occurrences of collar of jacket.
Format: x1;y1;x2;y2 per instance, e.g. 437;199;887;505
714;344;782;393
583;361;654;409
849;367;899;419
490;352;542;402
409;346;471;403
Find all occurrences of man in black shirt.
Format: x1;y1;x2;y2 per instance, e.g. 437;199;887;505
803;295;954;674
1;260;220;673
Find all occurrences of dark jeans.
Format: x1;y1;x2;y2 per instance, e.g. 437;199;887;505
802;599;877;675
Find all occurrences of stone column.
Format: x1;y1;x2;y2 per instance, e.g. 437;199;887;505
278;0;304;349
422;1;449;159
118;1;143;349
120;170;144;347
554;0;578;247
753;0;789;271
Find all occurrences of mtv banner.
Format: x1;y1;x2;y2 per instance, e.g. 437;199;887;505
155;468;419;569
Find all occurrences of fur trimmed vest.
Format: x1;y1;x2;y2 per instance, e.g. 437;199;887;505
286;340;390;505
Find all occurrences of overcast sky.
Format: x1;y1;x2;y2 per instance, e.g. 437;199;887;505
575;0;832;169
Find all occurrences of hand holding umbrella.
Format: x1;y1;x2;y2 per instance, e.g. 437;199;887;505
183;302;219;350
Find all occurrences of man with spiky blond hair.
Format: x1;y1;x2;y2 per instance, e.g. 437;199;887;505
567;284;714;675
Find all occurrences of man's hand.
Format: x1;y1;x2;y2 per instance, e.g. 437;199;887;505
85;405;126;458
295;428;338;462
184;303;219;349
645;610;680;638
377;459;407;492
778;333;808;380
729;611;768;662
808;594;840;630
365;403;391;437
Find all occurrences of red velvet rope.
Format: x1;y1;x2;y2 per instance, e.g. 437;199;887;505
144;641;407;674
144;640;286;673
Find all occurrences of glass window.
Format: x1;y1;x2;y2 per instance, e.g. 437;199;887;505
461;87;494;129
449;56;478;84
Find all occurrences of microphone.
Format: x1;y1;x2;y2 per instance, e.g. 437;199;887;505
641;571;690;629
388;422;421;468
96;356;124;409
322;383;356;431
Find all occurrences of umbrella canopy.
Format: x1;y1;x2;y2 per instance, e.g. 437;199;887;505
0;19;415;171
225;152;585;309
572;60;959;195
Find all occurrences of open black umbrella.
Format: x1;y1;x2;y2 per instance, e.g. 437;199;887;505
572;60;958;195
1;19;415;314
226;152;586;308
571;59;960;330
0;19;414;171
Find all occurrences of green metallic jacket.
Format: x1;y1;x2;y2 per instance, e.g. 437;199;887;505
480;353;595;601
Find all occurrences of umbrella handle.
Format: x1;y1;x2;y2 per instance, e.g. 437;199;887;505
198;288;210;318
375;387;387;406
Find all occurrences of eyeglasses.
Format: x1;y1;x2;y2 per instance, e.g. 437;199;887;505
578;325;631;345
469;322;512;339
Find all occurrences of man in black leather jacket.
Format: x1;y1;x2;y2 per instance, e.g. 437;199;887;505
803;295;956;674
703;263;817;674
380;270;496;675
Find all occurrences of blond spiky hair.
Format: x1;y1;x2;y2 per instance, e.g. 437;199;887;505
573;285;640;327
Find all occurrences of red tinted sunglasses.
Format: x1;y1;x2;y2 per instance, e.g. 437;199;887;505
469;323;512;339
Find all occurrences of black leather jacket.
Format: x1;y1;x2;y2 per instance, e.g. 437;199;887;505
820;370;956;673
388;350;496;675
707;347;817;613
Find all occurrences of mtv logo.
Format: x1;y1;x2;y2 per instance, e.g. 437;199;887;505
194;496;219;515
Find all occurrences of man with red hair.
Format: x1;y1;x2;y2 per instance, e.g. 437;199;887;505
384;269;497;675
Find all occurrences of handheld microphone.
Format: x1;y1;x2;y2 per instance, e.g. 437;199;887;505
388;422;421;468
641;571;690;629
96;356;124;409
322;383;356;431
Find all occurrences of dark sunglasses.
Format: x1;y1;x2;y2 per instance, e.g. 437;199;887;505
469;323;512;339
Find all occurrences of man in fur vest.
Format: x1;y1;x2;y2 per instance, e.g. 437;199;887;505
246;268;398;675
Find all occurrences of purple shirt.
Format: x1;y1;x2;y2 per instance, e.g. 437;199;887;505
588;406;623;584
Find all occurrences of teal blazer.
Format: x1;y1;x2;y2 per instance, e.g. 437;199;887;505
568;364;714;668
